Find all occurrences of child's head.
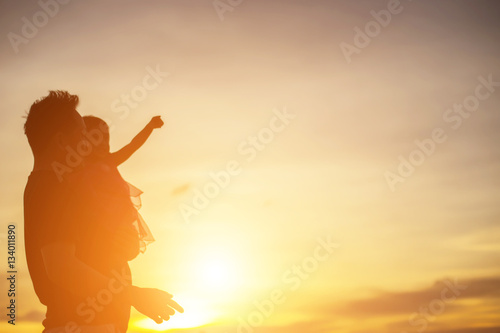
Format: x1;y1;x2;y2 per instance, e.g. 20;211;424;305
83;115;110;160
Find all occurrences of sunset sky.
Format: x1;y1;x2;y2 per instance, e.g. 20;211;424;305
1;0;500;332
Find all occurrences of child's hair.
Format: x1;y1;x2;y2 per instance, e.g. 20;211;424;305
82;115;110;158
83;115;108;132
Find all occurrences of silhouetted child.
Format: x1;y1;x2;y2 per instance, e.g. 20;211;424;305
80;116;164;260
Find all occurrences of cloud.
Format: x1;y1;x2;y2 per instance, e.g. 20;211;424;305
353;326;500;333
329;275;500;317
19;310;45;322
288;275;500;332
428;327;500;333
172;183;191;196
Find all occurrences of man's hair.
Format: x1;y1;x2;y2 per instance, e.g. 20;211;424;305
24;90;80;155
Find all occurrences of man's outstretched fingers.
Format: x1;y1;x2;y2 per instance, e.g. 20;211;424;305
163;306;175;316
160;308;173;320
168;299;184;313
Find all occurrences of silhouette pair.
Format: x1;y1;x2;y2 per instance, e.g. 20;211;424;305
23;91;182;333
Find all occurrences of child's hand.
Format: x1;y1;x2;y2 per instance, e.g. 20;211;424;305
149;116;164;129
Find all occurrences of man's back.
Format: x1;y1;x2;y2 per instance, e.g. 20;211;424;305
24;170;131;332
24;170;82;329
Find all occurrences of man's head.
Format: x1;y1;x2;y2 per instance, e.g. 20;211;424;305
24;91;84;160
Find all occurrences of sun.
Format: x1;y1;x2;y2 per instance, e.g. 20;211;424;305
132;247;246;331
200;256;235;289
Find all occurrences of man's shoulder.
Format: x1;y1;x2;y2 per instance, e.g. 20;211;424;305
24;170;72;223
24;171;81;243
25;171;68;201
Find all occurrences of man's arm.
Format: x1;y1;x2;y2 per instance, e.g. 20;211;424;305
109;116;164;166
41;242;132;298
41;241;183;323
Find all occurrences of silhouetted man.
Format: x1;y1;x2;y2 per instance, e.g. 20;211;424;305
23;91;182;333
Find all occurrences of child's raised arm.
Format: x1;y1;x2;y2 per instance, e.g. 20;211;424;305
110;116;164;166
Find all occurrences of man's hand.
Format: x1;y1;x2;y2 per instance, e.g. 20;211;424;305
131;287;184;324
148;116;164;129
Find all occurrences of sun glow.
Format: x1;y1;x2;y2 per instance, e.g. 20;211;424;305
199;255;237;290
185;239;247;295
133;245;247;331
133;295;217;331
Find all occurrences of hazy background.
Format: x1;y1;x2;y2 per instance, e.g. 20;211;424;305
1;0;499;332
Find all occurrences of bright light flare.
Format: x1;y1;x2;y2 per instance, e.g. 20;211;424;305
132;295;217;331
199;255;236;289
